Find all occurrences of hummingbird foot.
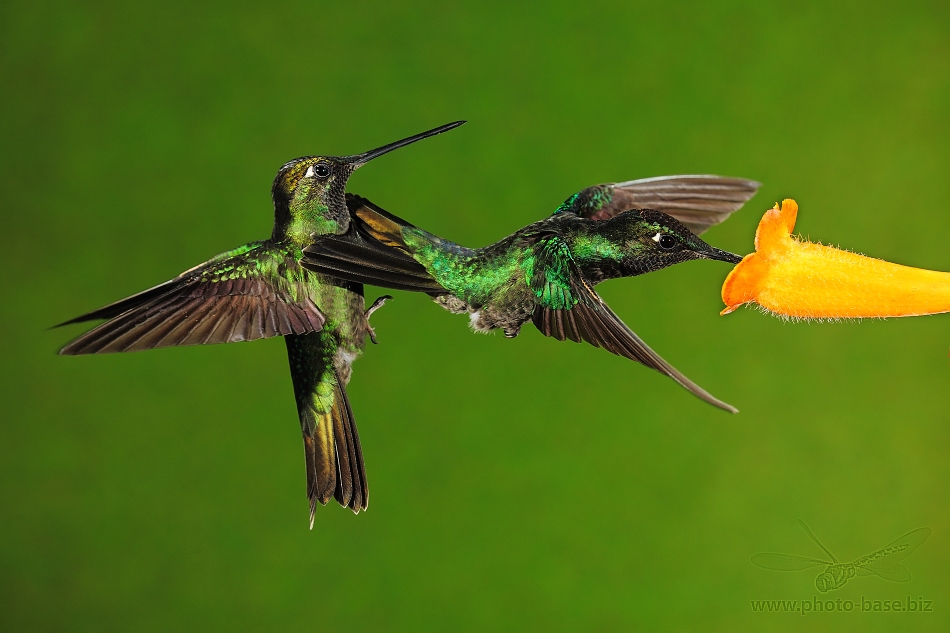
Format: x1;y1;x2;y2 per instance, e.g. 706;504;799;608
365;295;393;344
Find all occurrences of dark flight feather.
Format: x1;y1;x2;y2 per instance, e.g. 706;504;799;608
58;243;326;355
530;235;738;413
301;195;447;293
564;175;761;235
55;277;186;326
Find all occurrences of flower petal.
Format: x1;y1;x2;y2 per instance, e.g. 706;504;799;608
721;199;950;318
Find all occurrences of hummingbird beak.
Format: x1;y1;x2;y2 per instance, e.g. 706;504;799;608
344;121;466;168
704;246;744;264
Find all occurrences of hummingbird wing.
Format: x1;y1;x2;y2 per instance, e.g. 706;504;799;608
286;334;367;525
557;176;761;235
58;242;326;354
301;195;447;293
529;235;737;413
750;553;831;571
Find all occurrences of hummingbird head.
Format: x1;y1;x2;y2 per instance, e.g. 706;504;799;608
597;208;742;276
271;121;465;244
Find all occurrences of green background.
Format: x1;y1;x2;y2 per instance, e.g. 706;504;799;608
2;1;949;630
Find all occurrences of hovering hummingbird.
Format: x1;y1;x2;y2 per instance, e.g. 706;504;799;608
301;175;759;412
55;121;465;526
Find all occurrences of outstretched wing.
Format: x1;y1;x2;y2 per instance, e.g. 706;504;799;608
58;242;326;354
528;235;737;413
556;175;761;235
751;553;831;571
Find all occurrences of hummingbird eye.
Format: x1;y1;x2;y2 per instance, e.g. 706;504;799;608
653;233;677;251
305;162;332;179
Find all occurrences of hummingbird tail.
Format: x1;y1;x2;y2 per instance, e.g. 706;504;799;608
303;386;369;530
286;335;368;527
301;378;367;527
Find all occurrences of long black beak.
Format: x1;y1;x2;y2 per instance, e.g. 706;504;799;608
345;121;466;167
705;247;744;264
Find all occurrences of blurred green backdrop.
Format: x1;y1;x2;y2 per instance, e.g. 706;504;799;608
2;1;949;631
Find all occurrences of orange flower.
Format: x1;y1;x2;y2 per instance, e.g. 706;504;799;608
721;199;950;318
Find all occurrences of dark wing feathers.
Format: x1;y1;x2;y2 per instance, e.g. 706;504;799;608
530;235;737;413
303;232;444;292
575;175;761;235
54;277;185;326
301;195;447;293
58;243;326;355
533;298;738;413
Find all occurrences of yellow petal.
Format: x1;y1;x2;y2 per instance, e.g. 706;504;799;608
721;199;950;318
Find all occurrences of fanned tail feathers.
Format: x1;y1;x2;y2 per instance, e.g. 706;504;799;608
286;334;367;527
301;374;367;526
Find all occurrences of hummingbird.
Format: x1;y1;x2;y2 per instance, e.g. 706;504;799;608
55;121;465;526
300;175;759;412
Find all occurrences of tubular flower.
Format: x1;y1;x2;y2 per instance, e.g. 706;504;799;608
721;199;950;318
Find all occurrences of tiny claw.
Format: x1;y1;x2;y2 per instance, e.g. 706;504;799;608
365;295;393;344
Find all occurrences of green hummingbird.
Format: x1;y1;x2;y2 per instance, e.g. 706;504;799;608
55;121;464;526
300;175;759;412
